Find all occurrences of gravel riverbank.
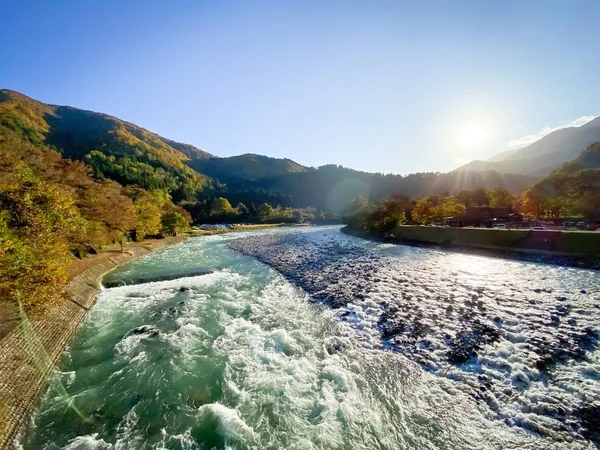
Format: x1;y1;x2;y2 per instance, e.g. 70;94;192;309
229;227;600;447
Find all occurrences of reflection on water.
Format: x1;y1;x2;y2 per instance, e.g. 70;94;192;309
19;227;600;449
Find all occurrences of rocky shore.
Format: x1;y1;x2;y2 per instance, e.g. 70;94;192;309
229;228;600;445
0;237;185;450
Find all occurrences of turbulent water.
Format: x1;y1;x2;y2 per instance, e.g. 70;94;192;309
19;226;600;449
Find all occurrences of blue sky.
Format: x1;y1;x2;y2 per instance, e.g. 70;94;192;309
1;0;598;174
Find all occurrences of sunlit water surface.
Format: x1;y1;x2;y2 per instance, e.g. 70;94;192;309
18;227;600;449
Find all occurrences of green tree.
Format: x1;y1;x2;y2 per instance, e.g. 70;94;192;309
489;188;515;208
258;203;273;217
161;211;190;236
342;196;369;221
211;197;233;216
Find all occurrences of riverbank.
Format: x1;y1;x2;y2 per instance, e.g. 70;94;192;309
0;236;186;450
186;222;311;236
342;225;600;270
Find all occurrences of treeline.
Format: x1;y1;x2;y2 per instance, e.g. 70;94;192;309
519;142;600;219
243;165;536;212
345;144;600;233
343;187;516;232
186;197;339;224
0;128;191;311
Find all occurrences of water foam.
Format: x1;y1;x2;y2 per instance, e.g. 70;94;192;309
18;229;599;449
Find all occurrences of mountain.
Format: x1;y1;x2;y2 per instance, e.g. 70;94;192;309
1;89;541;214
566;140;600;170
188;153;307;182
0;89;213;201
456;116;600;176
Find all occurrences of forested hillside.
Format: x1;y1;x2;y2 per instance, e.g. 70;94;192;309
0;89;213;202
0;127;192;312
188;153;307;181
520;142;600;219
243;165;539;211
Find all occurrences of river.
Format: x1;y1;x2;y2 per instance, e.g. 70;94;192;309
18;226;600;449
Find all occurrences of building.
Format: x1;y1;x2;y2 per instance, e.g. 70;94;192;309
445;206;523;228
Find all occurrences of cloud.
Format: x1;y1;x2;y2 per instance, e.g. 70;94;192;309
507;115;597;149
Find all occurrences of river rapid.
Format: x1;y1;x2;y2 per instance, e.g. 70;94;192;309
18;226;600;449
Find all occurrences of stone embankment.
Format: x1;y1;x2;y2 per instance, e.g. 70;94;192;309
0;237;184;449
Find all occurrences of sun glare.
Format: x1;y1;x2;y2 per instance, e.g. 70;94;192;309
459;121;490;148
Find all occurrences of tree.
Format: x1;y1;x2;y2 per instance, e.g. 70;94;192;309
342;196;369;221
411;198;439;224
81;179;137;250
573;192;600;219
455;189;476;207
489;188;515;208
124;186;162;241
440;198;466;218
161;211;189;236
472;188;491;206
0;172;84;311
211;197;233;216
235;202;249;217
258;203;273;217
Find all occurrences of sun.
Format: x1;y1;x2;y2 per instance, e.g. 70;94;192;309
459;121;490;148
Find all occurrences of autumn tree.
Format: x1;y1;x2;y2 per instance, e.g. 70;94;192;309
161;211;189;236
124;186;163;241
411;198;439;224
78;179;137;249
440;198;466;218
211;197;234;216
161;203;192;236
0;171;84;311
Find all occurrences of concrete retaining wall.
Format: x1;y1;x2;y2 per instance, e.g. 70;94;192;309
385;226;600;256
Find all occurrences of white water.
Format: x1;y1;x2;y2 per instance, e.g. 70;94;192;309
19;227;599;449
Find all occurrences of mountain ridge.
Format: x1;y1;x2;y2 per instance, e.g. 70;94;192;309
0;88;543;212
456;116;600;176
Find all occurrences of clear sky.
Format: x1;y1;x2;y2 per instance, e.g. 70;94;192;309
1;0;598;174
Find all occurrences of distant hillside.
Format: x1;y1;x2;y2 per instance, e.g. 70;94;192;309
456;116;600;176
0;89;213;201
236;165;539;212
189;153;307;182
520;142;600;219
